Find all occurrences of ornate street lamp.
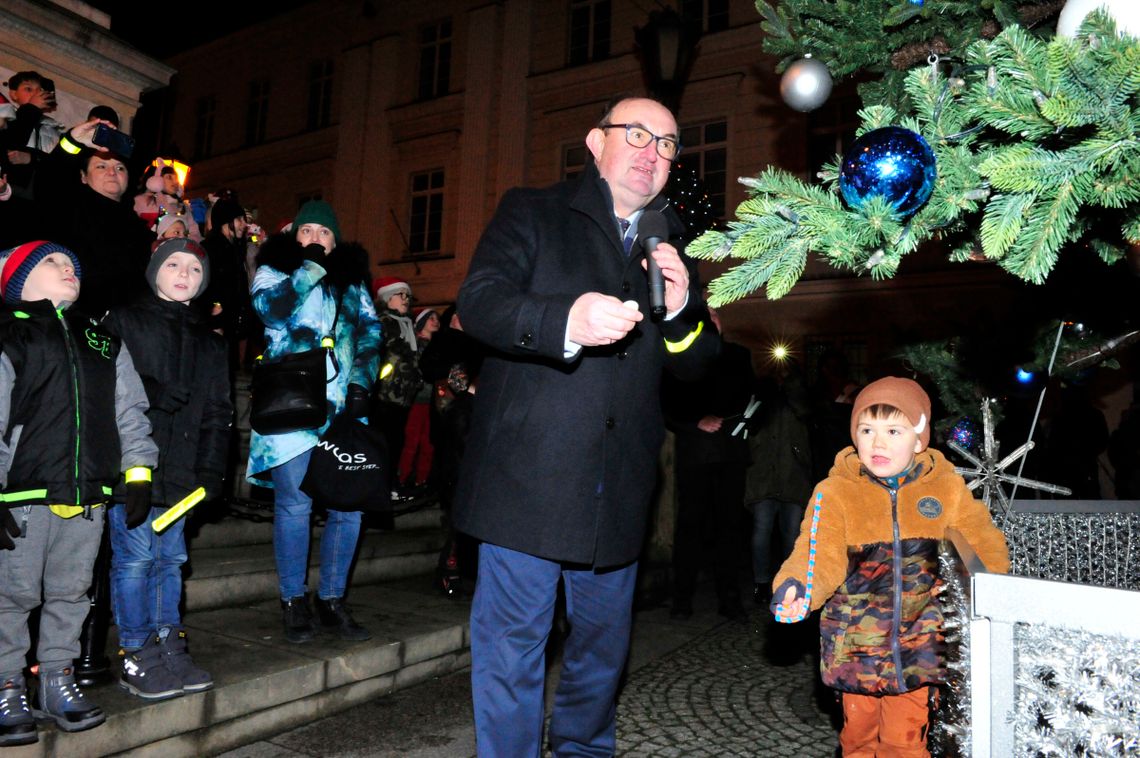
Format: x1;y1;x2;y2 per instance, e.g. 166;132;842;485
634;7;700;114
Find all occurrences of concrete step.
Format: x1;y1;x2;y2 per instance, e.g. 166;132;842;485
8;576;472;758
188;502;445;549
185;526;446;612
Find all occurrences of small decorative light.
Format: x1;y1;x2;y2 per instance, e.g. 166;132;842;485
1016;367;1034;384
771;343;790;362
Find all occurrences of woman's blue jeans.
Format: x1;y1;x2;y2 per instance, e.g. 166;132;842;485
109;503;187;650
270;448;362;601
749;498;803;584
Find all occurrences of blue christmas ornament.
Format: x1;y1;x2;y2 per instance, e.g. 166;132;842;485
949;417;979;451
838;126;937;217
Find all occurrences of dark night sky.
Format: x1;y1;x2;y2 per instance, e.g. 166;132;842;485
86;1;312;59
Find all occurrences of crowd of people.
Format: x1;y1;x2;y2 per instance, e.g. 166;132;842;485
0;71;1130;757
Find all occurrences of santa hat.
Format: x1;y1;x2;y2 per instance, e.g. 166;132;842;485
850;377;932;452
146;238;210;297
0;241;82;304
372;276;410;303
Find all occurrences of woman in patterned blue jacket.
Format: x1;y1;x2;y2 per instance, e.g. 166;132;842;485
246;201;382;644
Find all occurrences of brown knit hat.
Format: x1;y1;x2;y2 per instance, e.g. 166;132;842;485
850;377;931;452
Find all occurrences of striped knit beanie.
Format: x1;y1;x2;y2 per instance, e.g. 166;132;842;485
0;241;82;304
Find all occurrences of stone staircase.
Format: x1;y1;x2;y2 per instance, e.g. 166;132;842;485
7;497;472;757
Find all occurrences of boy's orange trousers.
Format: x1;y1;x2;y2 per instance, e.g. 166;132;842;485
839;686;934;757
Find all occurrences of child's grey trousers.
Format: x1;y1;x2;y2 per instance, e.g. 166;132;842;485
0;506;104;677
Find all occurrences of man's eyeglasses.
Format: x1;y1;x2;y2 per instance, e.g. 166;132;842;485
599;124;682;161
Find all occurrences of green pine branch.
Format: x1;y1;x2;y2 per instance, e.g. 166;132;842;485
696;10;1140;305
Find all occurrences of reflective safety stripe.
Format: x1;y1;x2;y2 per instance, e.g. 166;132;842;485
664;319;704;354
379;363;394;380
124;467;152;483
12;311;29;319
1;489;48;502
102;486;113;495
59;135;83;155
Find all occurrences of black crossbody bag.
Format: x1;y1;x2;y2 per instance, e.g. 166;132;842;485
249;291;341;435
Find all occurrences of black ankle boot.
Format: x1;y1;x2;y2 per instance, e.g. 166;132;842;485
281;595;316;644
314;597;371;641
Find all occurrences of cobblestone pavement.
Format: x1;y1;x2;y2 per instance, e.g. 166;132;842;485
615;611;840;757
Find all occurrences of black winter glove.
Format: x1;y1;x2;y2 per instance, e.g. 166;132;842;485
344;383;370;419
0;508;20;551
124;469;153;530
302;243;327;264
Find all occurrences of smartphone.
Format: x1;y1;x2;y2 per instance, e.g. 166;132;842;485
92;123;135;159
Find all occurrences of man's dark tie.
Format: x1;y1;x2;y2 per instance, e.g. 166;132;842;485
619;218;633;256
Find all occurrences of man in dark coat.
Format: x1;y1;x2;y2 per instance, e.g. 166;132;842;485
664;308;756;620
454;96;718;756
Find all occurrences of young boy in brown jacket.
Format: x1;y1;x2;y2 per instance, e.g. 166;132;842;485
772;377;1009;757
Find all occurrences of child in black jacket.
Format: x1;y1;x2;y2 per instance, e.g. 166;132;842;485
103;238;231;700
0;240;157;745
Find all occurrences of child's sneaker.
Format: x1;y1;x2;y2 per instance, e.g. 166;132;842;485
159;628;213;692
32;665;105;732
0;674;37;746
119;636;183;701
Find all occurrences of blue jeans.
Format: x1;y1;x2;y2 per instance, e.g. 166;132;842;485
470;543;637;757
749;498;803;584
109;503;187;650
270;448;362;601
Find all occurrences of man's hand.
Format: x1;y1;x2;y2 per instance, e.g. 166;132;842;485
697;415;723;433
641;242;690;314
568;293;643;346
6;150;31;166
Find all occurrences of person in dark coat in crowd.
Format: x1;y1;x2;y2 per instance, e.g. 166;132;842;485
454;96;718;756
419;305;483;596
745;360;814;605
664;307;756;621
103;238;232;701
199;197;252;370
33;117;152;316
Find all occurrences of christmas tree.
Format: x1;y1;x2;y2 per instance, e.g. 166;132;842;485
690;5;1140;305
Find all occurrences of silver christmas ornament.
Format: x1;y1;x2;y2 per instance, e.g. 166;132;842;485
779;56;833;112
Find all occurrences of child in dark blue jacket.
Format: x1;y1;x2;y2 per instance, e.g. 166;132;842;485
103;238;231;701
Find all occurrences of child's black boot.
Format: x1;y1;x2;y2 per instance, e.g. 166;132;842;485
0;673;37;745
32;665;105;732
159;627;213;692
119;636;183;701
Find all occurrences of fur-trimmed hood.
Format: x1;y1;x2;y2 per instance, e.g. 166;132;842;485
255;233;371;292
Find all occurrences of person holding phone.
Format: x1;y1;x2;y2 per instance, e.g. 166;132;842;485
0;71;64;199
33;116;154;315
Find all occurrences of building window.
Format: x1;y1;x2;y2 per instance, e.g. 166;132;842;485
681;0;729;32
677;119;728;218
193;95;215;159
562;144;588;181
418;19;452;100
307;59;334;131
806;83;861;183
568;0;611;66
409;169;445;254
245;79;270;147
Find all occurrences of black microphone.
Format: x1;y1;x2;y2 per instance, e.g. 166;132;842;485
637;210;669;318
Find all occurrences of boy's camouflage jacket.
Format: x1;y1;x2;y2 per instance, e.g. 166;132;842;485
774;446;1010;695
